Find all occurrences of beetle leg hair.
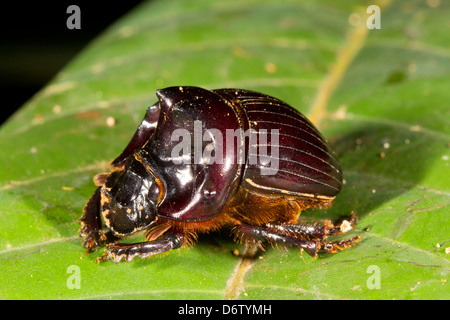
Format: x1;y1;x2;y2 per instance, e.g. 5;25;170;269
99;232;184;263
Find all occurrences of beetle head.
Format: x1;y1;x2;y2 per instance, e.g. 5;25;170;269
100;156;163;236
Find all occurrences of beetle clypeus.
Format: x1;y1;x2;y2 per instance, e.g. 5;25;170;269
80;86;360;263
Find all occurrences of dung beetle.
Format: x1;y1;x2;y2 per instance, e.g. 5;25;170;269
80;86;360;263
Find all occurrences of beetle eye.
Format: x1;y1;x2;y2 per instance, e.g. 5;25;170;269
148;183;160;203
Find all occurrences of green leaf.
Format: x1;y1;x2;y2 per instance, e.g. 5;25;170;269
0;0;448;299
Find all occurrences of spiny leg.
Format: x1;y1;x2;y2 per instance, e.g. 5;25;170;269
265;214;360;256
233;224;320;257
319;236;361;254
100;232;184;263
233;222;360;258
80;186;118;252
80;187;108;252
266;221;330;240
266;213;359;240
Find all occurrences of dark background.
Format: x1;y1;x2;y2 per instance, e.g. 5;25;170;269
0;1;143;126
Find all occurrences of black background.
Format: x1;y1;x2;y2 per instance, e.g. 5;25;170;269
0;1;143;126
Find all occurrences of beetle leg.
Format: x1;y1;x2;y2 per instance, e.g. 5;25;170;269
266;213;358;240
266;220;361;257
319;236;361;254
233;221;360;258
233;224;320;257
110;103;160;168
79;187;119;252
266;222;329;240
80;187;107;252
99;232;184;263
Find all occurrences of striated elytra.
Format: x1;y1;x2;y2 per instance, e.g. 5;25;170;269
80;86;360;263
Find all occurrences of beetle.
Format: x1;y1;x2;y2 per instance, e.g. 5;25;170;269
80;86;360;263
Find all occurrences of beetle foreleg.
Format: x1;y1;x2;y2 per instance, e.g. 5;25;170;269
100;232;184;263
80;187;108;252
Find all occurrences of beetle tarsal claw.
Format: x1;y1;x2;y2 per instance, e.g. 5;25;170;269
99;244;141;264
97;248;125;264
320;236;361;254
82;230;107;252
97;249;110;264
103;245;125;264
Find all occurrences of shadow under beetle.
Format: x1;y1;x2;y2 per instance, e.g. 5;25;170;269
80;86;360;263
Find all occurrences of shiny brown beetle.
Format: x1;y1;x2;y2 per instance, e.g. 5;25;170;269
80;86;360;263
